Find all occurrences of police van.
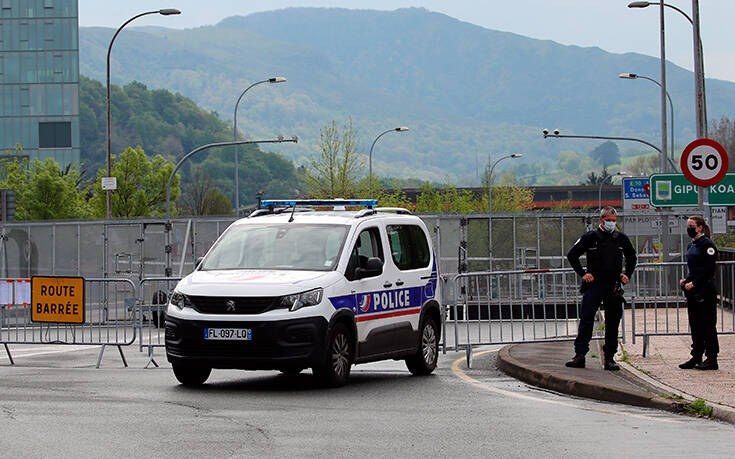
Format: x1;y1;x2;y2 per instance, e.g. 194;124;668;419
165;200;442;387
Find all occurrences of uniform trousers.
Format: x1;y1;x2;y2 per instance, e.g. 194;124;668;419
686;290;720;359
574;278;623;357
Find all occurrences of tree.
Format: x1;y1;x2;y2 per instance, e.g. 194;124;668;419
710;116;735;172
177;166;233;216
0;155;91;220
584;167;612;185
490;172;535;213
305;118;364;198
590;141;621;168
628;154;658;176
90;146;180;218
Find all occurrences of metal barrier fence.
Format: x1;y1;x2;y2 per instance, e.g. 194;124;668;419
0;277;137;367
444;268;626;363
137;277;181;367
629;261;735;356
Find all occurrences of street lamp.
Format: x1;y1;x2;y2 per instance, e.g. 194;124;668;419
368;127;409;199
487;154;523;213
619;73;675;170
106;8;181;220
542;128;678;172
628;1;708;211
598;171;628;210
233;77;287;216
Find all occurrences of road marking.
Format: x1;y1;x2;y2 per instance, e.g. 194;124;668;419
0;346;94;360
451;349;681;424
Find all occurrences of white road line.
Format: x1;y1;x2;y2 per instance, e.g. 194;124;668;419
0;346;96;360
451;349;681;424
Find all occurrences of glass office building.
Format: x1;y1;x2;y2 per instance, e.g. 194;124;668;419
0;0;80;166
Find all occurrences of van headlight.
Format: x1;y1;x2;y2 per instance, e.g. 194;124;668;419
279;288;323;312
169;291;193;310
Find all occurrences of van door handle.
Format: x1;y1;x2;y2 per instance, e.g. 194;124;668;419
383;282;392;288
395;279;404;286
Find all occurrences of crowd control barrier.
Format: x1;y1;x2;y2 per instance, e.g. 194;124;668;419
137;277;181;367
0;277;137;367
444;268;626;366
629;261;735;356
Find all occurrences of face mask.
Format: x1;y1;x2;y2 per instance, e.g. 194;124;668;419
687;226;698;238
603;221;616;232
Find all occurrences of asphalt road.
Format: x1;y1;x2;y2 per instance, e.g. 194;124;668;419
0;345;733;458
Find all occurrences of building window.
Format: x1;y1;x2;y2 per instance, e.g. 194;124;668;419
44;0;54;8
38;121;71;148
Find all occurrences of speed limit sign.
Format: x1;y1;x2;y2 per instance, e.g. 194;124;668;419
680;138;729;187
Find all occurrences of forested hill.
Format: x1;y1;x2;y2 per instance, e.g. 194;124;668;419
79;7;735;183
80;76;301;205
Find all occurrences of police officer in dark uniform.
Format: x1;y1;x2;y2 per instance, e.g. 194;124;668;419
566;206;637;370
679;215;719;370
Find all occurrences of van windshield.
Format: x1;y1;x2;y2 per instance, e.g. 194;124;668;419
200;223;349;271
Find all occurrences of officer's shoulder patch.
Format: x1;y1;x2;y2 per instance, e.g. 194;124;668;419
707;247;716;256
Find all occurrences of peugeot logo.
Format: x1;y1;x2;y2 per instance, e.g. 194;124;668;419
225;300;236;312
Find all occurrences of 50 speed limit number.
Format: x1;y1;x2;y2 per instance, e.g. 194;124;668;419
680;138;729;187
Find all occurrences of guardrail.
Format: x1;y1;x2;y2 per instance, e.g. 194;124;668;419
137;277;181;367
0;277;137;367
630;261;735;356
444;268;626;365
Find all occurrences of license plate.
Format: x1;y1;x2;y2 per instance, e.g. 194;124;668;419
204;328;252;340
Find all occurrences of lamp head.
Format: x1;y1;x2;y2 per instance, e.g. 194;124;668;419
553;128;560;136
158;8;181;15
269;77;287;83
542;128;549;137
511;154;523;158
628;1;651;8
619;73;638;79
395;127;409;132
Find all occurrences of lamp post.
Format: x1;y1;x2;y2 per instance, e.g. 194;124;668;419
106;8;181;220
619;73;675;170
165;136;297;276
233;77;286;216
598;171;628;210
368;127;409;199
542;129;676;170
487;154;523;213
628;1;708;211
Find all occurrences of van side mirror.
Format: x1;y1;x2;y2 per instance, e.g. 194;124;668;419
354;257;383;280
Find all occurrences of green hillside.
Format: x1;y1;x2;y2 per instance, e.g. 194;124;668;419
79;7;735;184
79;76;301;206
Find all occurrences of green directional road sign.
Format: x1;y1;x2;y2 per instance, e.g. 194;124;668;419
649;173;735;207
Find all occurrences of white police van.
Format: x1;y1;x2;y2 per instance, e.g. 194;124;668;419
165;199;442;387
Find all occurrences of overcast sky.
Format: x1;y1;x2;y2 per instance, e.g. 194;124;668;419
78;0;735;83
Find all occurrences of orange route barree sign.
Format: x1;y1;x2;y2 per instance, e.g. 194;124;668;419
31;276;85;323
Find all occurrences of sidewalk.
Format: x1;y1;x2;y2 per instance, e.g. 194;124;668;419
497;330;735;422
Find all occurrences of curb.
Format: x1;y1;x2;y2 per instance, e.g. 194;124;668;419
496;344;684;413
617;358;735;425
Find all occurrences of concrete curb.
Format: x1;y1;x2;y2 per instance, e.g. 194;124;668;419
618;359;735;425
496;344;684;413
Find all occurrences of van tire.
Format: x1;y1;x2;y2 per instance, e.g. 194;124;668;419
313;322;353;387
406;316;439;375
172;363;211;387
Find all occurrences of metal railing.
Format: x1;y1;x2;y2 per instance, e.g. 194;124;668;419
630;261;735;356
0;277;137;367
137;277;181;367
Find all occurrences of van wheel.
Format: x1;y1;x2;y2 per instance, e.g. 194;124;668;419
313;323;353;387
172;363;211;387
406;316;438;375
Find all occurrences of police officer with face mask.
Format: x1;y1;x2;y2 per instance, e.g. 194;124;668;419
566;206;637;370
679;215;719;370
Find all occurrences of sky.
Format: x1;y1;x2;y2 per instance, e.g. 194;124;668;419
78;0;735;83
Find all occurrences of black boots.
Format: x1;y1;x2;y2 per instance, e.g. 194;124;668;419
604;359;620;371
565;354;585;368
694;357;718;371
678;357;702;369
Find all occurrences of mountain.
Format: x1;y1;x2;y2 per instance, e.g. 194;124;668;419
78;7;735;183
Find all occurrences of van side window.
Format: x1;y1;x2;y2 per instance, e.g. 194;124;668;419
345;228;383;281
387;225;430;270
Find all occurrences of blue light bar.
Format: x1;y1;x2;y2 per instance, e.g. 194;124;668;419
260;199;377;208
